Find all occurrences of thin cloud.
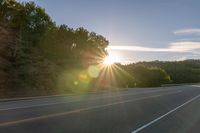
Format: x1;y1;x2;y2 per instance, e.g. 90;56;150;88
174;28;200;35
176;38;200;42
169;42;200;51
107;41;200;53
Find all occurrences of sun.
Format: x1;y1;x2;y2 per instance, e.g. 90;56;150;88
103;56;115;65
103;52;119;65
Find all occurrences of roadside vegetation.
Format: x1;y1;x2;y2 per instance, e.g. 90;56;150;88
0;0;200;98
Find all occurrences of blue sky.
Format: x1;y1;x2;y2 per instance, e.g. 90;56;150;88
17;0;200;63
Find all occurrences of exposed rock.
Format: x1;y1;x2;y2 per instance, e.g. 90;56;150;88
0;20;19;98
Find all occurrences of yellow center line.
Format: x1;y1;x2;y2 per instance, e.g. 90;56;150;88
0;91;181;127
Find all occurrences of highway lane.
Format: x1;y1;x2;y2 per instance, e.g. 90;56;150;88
0;86;185;110
0;85;199;133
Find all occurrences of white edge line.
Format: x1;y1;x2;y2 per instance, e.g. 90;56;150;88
131;93;200;133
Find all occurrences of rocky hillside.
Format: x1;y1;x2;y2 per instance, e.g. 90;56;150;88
0;20;59;98
0;20;22;98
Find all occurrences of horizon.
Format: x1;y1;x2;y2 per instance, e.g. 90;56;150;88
17;0;200;63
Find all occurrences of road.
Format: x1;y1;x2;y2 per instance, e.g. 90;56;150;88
0;85;200;133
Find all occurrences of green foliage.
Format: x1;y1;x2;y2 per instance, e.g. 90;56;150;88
1;0;109;97
134;60;200;84
121;65;171;87
39;25;108;68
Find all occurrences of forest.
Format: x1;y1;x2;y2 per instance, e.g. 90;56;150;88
0;0;200;98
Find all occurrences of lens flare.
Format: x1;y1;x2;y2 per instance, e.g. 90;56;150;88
88;65;100;78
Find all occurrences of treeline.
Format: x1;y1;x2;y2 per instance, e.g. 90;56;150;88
133;60;200;84
116;64;172;87
0;0;109;97
0;1;199;98
113;60;200;88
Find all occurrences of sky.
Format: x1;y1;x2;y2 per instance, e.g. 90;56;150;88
17;0;200;63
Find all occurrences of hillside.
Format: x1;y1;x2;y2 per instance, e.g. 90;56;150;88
0;19;20;98
0;1;109;98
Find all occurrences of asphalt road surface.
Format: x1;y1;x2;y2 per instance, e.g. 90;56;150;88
0;85;200;133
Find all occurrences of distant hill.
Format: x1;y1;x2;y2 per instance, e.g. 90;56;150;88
127;60;200;84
